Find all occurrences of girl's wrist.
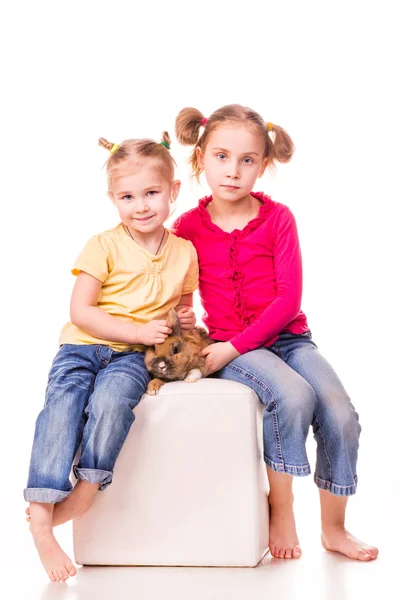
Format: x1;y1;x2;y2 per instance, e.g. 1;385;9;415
131;325;141;345
226;342;240;359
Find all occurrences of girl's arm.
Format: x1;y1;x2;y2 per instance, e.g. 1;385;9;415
70;271;171;345
230;207;303;354
175;293;196;330
174;241;199;330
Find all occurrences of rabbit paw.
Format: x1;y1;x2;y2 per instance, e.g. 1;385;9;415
147;378;165;395
184;368;202;383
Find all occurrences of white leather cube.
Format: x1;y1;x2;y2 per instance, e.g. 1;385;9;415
73;378;269;567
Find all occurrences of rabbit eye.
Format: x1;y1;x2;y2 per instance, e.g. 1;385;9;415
172;346;179;355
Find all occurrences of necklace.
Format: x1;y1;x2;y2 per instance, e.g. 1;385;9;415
125;226;166;255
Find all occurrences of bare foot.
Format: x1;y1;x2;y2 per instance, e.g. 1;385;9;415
269;501;302;559
321;527;379;561
26;481;99;526
31;529;77;582
53;481;99;525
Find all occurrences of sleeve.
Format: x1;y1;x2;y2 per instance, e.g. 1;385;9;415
71;234;110;282
182;242;199;294
171;212;192;241
230;207;303;354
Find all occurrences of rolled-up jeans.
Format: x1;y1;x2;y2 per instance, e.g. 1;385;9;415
24;344;150;504
214;332;361;496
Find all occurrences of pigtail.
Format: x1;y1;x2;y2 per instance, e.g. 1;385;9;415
267;125;295;165
98;137;125;160
175;107;205;146
98;137;114;151
161;131;172;149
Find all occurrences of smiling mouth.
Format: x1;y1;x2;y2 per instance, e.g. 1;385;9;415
134;215;154;221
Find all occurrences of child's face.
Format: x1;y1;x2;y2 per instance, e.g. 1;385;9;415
198;123;268;202
109;163;180;234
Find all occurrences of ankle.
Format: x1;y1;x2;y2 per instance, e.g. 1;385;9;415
30;524;54;538
322;523;346;535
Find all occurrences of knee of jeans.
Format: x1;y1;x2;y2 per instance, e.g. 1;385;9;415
327;397;361;439
265;380;316;423
276;380;315;413
89;384;142;417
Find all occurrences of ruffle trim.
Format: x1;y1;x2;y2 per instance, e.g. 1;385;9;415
198;192;273;329
197;191;273;238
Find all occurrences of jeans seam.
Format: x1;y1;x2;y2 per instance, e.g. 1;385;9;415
227;363;284;465
270;400;284;464
313;413;332;482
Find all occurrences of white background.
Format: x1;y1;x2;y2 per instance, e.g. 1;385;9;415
0;0;398;586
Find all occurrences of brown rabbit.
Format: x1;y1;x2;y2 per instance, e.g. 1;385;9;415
144;309;214;395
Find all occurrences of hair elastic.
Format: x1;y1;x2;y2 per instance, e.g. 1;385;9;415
110;143;120;154
160;140;171;150
266;122;274;132
201;118;208;126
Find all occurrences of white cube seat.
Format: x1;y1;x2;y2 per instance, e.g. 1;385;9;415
73;378;269;567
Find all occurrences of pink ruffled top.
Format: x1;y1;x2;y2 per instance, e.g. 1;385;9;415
172;192;309;354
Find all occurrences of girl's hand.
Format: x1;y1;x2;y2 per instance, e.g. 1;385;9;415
177;307;196;330
200;342;240;375
137;320;172;345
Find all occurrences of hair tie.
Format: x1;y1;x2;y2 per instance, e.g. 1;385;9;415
110;143;120;154
160;140;171;150
266;122;274;132
201;118;208;126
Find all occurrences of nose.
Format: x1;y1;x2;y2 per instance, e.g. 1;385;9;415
136;199;150;213
227;160;240;179
157;360;167;373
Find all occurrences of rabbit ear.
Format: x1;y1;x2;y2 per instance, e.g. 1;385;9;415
168;309;181;337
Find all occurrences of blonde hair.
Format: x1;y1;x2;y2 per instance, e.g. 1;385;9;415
175;104;295;181
98;132;176;190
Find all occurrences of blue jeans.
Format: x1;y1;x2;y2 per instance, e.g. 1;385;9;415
24;344;150;503
215;333;361;496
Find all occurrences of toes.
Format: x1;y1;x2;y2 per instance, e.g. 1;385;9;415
270;546;278;558
293;545;302;558
357;549;373;561
270;545;301;559
67;563;77;576
56;569;64;582
48;570;57;582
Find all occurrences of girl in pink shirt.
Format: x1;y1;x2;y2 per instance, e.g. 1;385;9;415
173;104;378;562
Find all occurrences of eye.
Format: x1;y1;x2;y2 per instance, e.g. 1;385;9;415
216;153;227;161
147;190;159;196
242;157;254;164
172;345;180;355
122;194;133;201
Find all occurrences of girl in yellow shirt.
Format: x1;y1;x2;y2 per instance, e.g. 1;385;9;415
24;132;198;582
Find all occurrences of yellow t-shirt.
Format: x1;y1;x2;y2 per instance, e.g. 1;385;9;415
59;223;199;352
